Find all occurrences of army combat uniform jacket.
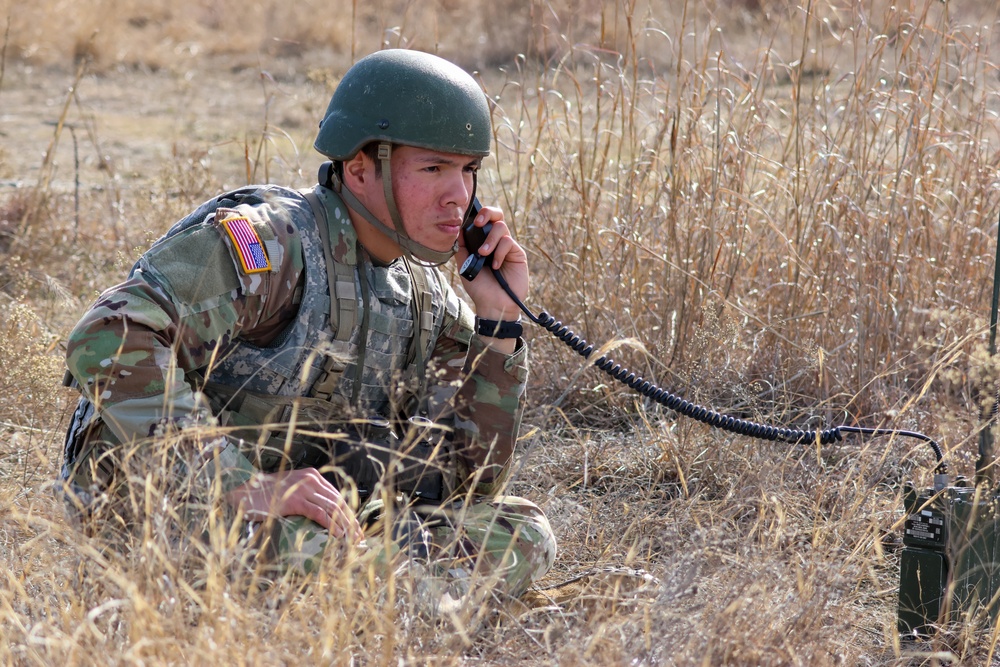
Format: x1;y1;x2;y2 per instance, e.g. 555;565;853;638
62;184;529;504
61;183;557;596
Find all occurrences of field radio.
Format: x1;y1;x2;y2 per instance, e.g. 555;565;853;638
897;476;1000;635
896;222;1000;636
459;195;1000;638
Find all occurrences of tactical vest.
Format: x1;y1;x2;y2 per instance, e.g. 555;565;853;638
64;184;457;502
198;185;454;500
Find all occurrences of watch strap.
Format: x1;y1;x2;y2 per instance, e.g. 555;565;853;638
475;317;523;339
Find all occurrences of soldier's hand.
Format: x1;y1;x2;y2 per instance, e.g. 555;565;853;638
456;204;528;355
456;204;528;322
225;468;364;543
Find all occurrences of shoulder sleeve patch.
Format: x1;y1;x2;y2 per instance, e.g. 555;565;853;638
219;214;272;274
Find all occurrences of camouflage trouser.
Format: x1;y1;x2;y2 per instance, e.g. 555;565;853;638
59;403;556;600
254;495;557;598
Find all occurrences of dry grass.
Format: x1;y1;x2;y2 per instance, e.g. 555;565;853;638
3;0;1000;664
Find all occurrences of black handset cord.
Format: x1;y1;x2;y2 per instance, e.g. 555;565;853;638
486;267;947;475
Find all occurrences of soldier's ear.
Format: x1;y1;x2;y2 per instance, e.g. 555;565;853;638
342;151;372;188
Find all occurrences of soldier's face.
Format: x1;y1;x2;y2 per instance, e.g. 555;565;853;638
346;145;480;259
388;146;480;252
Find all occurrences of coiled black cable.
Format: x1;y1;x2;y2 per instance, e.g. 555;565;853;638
489;268;946;474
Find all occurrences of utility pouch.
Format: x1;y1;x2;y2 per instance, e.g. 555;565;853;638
390;417;449;502
390;438;444;502
329;417;446;503
323;418;393;501
197;376;347;471
61;396;96;480
198;375;448;503
60;397;124;491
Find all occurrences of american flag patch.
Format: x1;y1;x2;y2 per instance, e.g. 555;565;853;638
220;216;271;274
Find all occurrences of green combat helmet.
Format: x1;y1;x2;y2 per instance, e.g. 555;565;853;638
315;49;492;265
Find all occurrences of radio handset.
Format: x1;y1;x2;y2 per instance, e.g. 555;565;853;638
459;198;492;281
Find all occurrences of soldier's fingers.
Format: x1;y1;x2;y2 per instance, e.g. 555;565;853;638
274;469;362;541
488;235;517;268
305;490;361;541
328;501;364;543
290;467;340;493
296;500;334;531
287;470;348;506
311;486;356;518
320;505;355;539
474;204;503;228
332;515;364;543
329;513;364;543
479;218;509;255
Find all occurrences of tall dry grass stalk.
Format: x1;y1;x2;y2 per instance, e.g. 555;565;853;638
490;1;1000;436
3;0;1000;665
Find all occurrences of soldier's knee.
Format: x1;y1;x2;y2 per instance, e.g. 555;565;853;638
520;512;557;582
489;496;558;583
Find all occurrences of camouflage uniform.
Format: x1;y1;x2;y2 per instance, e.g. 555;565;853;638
61;183;555;598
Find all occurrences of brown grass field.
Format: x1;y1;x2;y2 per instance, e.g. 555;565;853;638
3;0;1000;664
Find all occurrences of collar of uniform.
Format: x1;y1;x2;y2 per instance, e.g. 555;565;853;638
368;259;410;306
315;186;361;266
314;185;412;306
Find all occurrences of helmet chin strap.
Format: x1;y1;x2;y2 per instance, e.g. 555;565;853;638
328;143;469;267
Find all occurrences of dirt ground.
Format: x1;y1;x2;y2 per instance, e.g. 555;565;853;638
0;54;345;199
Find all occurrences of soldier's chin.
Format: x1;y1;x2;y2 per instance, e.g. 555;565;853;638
424;234;460;254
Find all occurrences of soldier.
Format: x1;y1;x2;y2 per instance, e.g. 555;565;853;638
59;49;556;616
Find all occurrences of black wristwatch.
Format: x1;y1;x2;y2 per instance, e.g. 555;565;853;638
475;317;523;339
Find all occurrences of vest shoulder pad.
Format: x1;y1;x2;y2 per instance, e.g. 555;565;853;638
141;190;302;307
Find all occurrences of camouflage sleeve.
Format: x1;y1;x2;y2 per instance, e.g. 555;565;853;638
425;283;529;497
65;197;305;490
